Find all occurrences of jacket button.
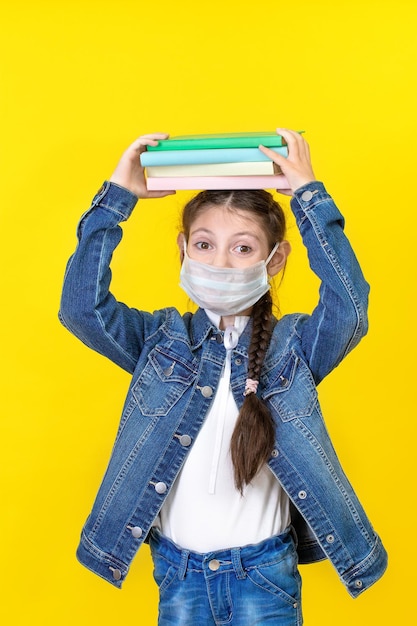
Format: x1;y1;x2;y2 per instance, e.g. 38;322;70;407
110;567;122;581
354;580;363;589
298;490;307;499
163;363;175;376
155;482;167;494
301;190;313;202
326;534;335;544
131;526;143;538
208;559;220;571
200;386;213;398
179;434;192;447
271;449;279;458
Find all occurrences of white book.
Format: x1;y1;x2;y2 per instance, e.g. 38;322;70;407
146;161;279;178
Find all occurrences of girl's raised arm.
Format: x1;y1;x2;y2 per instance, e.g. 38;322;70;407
262;130;369;382
59;134;175;373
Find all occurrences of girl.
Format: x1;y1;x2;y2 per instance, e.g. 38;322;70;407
59;129;387;625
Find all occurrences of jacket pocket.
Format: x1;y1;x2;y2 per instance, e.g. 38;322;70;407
132;346;197;417
262;352;318;422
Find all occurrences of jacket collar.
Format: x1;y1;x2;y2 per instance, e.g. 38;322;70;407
188;308;253;354
188;308;217;350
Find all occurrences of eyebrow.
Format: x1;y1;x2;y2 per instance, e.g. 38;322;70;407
190;227;261;241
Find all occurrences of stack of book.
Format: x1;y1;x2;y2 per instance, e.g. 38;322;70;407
140;132;295;191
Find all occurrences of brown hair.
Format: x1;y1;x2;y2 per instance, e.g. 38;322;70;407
181;190;286;492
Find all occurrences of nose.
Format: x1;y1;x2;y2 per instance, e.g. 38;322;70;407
211;249;230;268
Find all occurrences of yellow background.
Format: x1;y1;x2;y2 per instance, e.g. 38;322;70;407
1;0;416;624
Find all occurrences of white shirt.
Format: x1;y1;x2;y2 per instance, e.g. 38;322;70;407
158;311;290;552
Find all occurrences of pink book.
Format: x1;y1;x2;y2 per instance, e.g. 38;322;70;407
146;175;289;191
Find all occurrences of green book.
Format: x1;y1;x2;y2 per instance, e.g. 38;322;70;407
147;131;304;151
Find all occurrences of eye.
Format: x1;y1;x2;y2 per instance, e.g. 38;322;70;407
234;244;252;254
195;241;212;250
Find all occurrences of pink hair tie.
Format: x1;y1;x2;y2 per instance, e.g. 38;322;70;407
244;378;259;396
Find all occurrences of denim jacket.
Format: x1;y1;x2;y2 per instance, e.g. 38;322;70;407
59;181;387;597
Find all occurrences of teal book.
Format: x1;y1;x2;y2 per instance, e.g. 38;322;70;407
140;146;288;167
146;131;303;151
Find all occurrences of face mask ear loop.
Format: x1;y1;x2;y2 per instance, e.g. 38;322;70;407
265;242;280;265
266;242;280;279
181;238;189;265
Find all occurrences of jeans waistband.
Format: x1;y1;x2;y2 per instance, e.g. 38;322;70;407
149;527;295;581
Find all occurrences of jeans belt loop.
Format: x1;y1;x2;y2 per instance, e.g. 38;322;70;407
231;547;246;580
178;549;190;580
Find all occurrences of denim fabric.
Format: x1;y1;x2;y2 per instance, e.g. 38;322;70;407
149;528;302;626
59;181;387;596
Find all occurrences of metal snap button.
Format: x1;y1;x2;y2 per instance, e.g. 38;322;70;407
298;490;307;499
200;385;213;398
271;449;279;458
155;482;167;494
179;434;192;447
208;559;221;571
355;580;363;589
131;526;143;538
163;363;175;376
110;567;122;581
301;190;313;202
326;534;335;544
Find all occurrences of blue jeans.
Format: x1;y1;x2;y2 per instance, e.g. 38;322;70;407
149;528;303;625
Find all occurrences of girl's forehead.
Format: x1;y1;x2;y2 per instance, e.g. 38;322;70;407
190;204;264;232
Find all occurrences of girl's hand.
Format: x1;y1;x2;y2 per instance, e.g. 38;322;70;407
109;133;176;199
259;128;316;196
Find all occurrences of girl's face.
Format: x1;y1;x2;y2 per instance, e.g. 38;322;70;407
183;204;283;271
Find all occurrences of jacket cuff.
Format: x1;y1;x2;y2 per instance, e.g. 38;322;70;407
290;181;335;219
292;180;327;203
91;181;139;221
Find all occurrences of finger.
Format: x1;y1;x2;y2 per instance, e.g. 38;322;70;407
279;130;313;173
146;188;177;198
275;129;303;160
139;132;170;141
129;133;170;153
276;128;306;144
146;190;176;198
258;144;287;166
277;128;312;162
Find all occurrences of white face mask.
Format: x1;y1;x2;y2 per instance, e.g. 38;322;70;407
179;242;279;316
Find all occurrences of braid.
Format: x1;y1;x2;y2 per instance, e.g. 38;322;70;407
247;290;273;381
230;291;276;493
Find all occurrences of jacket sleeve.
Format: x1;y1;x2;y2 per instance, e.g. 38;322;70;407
290;182;370;384
59;181;163;374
